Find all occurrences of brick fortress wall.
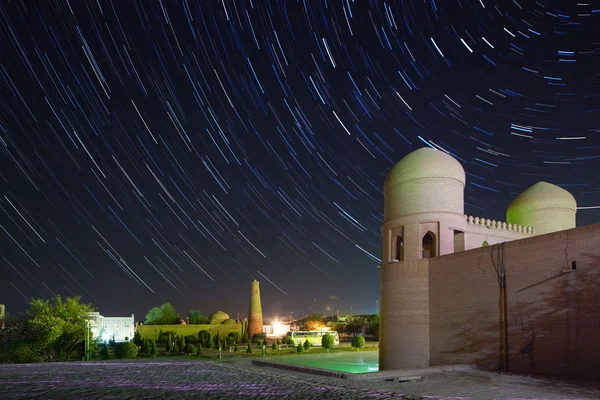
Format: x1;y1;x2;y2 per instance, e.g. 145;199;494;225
428;223;600;379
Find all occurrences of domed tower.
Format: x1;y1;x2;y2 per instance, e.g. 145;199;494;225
507;182;576;235
383;147;466;261
380;147;467;371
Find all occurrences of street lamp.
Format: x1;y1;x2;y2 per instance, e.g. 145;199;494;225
85;322;90;361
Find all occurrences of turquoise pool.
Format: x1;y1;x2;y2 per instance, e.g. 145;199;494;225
270;350;379;374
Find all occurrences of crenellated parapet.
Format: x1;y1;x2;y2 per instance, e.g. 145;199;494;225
465;215;535;235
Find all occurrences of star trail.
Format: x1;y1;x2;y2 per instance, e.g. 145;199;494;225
1;0;599;318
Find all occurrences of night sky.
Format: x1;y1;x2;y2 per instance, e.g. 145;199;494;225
1;1;599;321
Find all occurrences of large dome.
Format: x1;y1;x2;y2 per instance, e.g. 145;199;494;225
507;182;576;235
208;311;230;324
384;147;465;192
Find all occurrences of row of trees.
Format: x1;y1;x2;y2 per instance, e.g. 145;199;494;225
143;303;211;325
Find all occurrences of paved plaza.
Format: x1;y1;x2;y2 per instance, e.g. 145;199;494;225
1;358;599;399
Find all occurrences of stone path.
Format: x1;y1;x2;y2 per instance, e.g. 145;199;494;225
0;358;599;399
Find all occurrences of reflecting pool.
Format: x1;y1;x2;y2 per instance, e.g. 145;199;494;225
270;350;379;373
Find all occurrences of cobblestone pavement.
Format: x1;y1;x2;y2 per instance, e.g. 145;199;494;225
1;358;599;399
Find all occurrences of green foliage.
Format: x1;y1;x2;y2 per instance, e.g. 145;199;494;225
150;340;157;357
185;334;197;345
303;339;311;350
296;343;303;353
187;310;210;324
321;334;335;350
142;339;151;354
206;333;213;349
0;295;94;363
351;336;366;349
115;341;138;359
226;335;235;347
100;343;110;360
144;303;181;325
214;330;222;347
282;336;295;345
227;332;240;343
245;344;252;354
262;339;268;347
133;331;143;346
271;341;279;351
172;341;179;354
166;334;172;353
241;330;249;344
197;344;203;357
198;330;210;348
179;335;185;355
185;343;196;354
234;344;239;352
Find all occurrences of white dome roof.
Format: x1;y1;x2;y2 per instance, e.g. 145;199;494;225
384;147;466;191
507;182;576;220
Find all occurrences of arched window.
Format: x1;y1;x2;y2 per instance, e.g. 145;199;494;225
422;231;436;258
393;235;404;261
482;240;489;247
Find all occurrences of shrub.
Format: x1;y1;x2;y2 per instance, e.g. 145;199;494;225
351;336;366;349
228;332;240;343
197;344;203;357
296;343;303;353
166;334;172;353
150;340;157;357
172;342;179;354
179;335;185;355
142;339;151;354
321;334;335;351
282;336;294;345
198;330;210;348
241;330;249;344
206;333;213;349
185;335;197;345
271;341;278;351
100;344;110;360
234;345;239;352
214;330;222;347
245;345;252;354
133;331;143;346
115;341;138;359
226;336;235;347
262;339;268;347
185;344;196;355
303;340;311;350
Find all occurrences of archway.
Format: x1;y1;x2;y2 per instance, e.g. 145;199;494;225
393;235;404;261
422;231;436;258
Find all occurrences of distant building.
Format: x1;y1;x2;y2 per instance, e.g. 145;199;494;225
87;312;135;342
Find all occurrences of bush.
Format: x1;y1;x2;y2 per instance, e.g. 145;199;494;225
303;340;311;350
150;340;157;357
271;341;279;351
115;341;138;359
185;335;198;345
234;345;239;352
185;344;196;355
351;336;366;349
206;333;213;349
321;334;335;351
197;345;203;357
262;339;268;347
198;330;210;348
245;345;252;354
179;335;185;355
296;343;303;353
100;344;110;360
166;334;172;352
133;331;143;346
282;336;294;345
226;336;235;347
241;330;249;344
228;332;240;344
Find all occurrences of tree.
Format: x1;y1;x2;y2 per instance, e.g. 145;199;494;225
322;334;335;351
234;344;239;352
133;331;143;346
142;339;151;354
214;330;222;348
187;310;210;324
228;332;240;344
206;333;213;349
262;339;268;347
271;341;279;351
197;344;203;357
245;344;252;354
166;334;172;353
179;335;185;355
296;343;303;353
303;339;311;350
150;340;158;357
351;336;366;349
198;330;210;348
241;330;249;344
144;303;181;325
185;343;196;355
25;295;94;362
100;343;110;360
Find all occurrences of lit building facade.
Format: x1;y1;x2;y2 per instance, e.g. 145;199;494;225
87;312;135;342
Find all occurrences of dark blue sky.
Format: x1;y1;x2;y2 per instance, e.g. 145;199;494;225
1;1;599;321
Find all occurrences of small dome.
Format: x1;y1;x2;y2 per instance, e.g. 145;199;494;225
208;311;230;324
384;147;465;192
221;318;237;325
507;182;576;218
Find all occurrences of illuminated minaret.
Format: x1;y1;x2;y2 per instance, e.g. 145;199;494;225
248;280;263;338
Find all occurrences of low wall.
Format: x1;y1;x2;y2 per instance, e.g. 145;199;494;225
137;323;242;340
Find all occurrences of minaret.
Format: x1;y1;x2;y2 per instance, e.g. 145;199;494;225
248;280;263;338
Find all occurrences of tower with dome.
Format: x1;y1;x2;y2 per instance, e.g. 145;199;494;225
378;147;600;379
